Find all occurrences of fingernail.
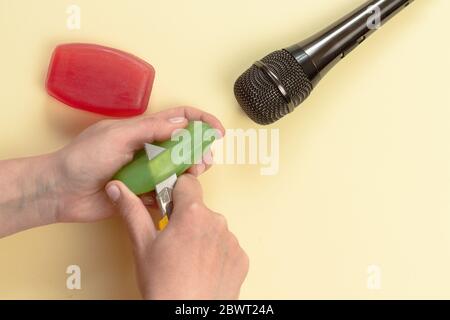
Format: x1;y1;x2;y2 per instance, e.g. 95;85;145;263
203;151;214;165
196;163;206;175
169;117;186;124
215;129;223;139
106;184;120;202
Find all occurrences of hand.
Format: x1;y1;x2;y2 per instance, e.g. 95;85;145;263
106;174;249;300
52;107;224;223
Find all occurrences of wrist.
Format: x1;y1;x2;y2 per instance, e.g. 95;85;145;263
42;151;70;224
0;153;63;237
27;153;63;226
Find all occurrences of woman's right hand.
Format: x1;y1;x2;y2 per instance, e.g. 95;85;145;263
105;174;249;300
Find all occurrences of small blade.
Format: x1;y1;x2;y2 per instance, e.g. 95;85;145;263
155;173;177;194
143;143;177;230
144;143;166;160
155;173;177;219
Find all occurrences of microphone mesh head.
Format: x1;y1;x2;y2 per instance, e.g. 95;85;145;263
234;50;313;125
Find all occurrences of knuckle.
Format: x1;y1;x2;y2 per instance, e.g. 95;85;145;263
240;250;250;273
232;241;249;269
186;201;203;215
214;213;228;231
227;233;249;272
227;232;239;248
175;201;203;226
180;202;214;227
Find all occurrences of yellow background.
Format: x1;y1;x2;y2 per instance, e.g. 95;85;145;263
0;0;449;299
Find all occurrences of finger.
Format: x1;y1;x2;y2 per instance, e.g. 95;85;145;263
123;106;224;152
187;149;214;176
139;192;158;209
202;149;214;169
153;106;225;138
187;163;206;177
105;181;157;254
171;174;203;219
124;116;189;151
138;192;162;227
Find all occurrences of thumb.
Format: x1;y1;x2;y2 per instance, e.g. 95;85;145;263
106;181;157;253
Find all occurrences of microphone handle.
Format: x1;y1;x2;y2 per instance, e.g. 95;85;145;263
286;0;413;85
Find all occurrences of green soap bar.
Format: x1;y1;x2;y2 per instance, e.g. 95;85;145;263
113;121;215;195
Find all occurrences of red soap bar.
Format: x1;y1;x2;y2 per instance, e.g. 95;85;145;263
46;43;155;117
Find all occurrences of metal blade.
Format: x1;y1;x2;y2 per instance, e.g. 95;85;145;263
144;143;166;160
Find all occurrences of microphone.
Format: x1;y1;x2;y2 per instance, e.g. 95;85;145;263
234;0;414;125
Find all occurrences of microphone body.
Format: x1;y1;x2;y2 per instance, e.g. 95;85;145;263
234;0;414;125
287;0;412;85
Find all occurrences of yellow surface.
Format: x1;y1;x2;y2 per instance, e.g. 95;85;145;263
0;0;449;299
